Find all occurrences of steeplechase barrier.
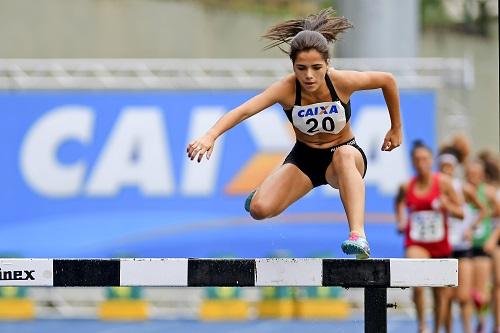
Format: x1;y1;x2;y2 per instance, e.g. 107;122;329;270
0;258;457;333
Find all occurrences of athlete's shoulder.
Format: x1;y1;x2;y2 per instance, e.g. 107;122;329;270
266;73;295;92
405;177;417;190
462;181;476;198
437;173;454;191
484;183;498;201
329;68;392;84
280;73;297;87
329;68;396;94
327;68;359;94
437;172;451;181
398;182;409;193
261;74;295;107
328;68;359;83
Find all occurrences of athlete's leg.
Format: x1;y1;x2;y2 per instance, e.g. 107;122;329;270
432;286;447;333
492;246;500;332
441;282;454;333
248;163;313;220
456;257;473;333
443;256;473;333
472;255;492;332
325;145;366;237
406;246;431;333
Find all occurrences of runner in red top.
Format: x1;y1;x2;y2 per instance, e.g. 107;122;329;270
395;140;463;333
405;172;452;258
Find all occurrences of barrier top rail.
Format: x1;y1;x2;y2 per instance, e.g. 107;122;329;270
0;58;473;90
0;258;458;288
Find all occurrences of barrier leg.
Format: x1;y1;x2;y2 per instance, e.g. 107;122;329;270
364;287;387;333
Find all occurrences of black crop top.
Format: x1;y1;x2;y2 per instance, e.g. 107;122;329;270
283;73;351;124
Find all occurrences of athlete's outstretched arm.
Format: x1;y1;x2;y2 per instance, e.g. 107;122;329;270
187;80;288;162
335;70;402;152
395;184;407;234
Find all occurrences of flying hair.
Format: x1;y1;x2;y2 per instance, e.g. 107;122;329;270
262;7;353;61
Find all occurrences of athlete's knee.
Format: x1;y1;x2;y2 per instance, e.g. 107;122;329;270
332;146;356;167
245;190;270;220
249;200;274;220
246;191;274;220
456;288;471;304
457;297;471;307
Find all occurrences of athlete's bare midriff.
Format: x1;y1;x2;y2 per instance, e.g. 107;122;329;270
293;124;355;148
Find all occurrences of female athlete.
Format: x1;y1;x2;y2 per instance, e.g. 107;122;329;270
187;8;402;259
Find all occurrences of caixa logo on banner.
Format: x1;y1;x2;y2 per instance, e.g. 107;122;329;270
19;105;410;198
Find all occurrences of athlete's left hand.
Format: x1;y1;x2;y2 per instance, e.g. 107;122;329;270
381;127;402;151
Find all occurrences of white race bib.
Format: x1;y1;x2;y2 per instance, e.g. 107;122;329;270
291;101;347;136
448;217;469;247
409;210;445;243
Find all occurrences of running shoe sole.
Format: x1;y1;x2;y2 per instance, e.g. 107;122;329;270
341;241;370;259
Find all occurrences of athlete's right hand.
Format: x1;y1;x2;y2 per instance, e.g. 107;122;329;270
187;133;215;162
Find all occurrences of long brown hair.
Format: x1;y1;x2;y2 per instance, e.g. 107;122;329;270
262;8;352;62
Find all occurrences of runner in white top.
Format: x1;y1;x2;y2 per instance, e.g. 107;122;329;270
438;145;487;333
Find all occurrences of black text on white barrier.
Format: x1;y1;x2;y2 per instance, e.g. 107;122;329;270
0;258;457;288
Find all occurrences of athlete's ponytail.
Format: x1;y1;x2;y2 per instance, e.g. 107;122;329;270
478;150;500;184
262;7;352;62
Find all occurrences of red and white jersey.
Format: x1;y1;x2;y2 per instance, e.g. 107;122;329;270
405;173;451;258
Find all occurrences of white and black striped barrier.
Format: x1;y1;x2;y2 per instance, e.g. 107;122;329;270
0;258;457;333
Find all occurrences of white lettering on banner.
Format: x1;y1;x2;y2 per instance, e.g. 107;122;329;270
20;103;411;198
86;108;174;196
245;107;294;151
355;106;410;195
181;107;226;196
322;106;410;196
20;106;94;197
245;107;308;195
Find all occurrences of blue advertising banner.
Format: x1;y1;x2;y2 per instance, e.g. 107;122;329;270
0;90;435;258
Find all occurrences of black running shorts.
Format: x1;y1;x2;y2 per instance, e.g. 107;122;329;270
283;138;367;188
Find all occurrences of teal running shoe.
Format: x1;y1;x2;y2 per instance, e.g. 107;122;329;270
341;234;371;259
244;190;256;213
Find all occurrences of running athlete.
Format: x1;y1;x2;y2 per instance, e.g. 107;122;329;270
486;224;500;333
465;159;497;333
438;146;487;333
395;141;463;333
479;150;500;333
186;8;402;259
